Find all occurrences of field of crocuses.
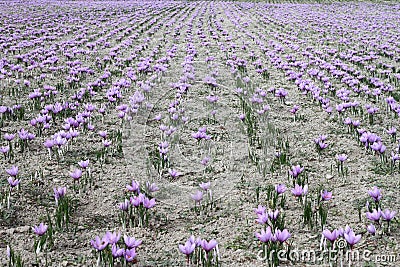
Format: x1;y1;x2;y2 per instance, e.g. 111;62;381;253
1;1;400;266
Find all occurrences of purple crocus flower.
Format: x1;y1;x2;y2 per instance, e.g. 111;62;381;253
381;209;396;221
201;156;210;166
256;212;268;225
154;114;162;121
387;127;396;136
111;244;124;258
118;199;130;211
143;197;156;209
366;209;381;222
124;235;142;248
0;146;9;154
70;169;82;180
98;130;107;138
54;187;66;204
191;191;203;203
290;105;300;114
291;184;308;197
322;229;339;242
7;177;20;188
169;169;180;178
367;224;376;235
289;165;304;178
274;229;291;243
368;186;382;202
103;140;112;147
321;190;332;201
4;133;15;141
179;240;196;255
336;154;348;162
124;248;137;262
130;196;142;207
201;239;218;252
146;181;159;193
126;180;140;193
268;209;279;220
91;236;108;251
78;160;89;169
255;226;272;243
254;205;266;215
199;181;211;191
275;184;287;194
6;166;18;177
206;95;219;103
318;141;328;150
344;229;362;248
105;231;121;244
32;223;48;236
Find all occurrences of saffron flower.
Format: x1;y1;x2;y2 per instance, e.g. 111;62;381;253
7;177;20;188
6;166;18;177
143;197;156;209
367;224;376;235
381;209;396;221
368;186;382;202
290;105;300;114
201;239;218;252
255;226;272;242
179;240;196;255
336;154;348;162
146;181;159;193
254;205;266;215
291;184;308;197
130;196;142;207
70;169;82;180
111;244;124;258
124;248;137;262
322;229;339;242
268;209;279;220
124;235;142;248
256;212;268;224
201;156;210;166
191;191;203;203
344;229;362;248
289;165;304;178
275;184;287;194
126;180;140;193
321;190;332;201
54;186;66;204
199;181;211;191
105;231;121;244
168;169;180;179
91;235;108;251
33;223;48;236
103;140;112;147
78;159;89;169
366;209;381;222
274;229;291;243
118;199;130;211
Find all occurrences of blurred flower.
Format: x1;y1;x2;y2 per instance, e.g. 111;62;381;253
32;223;48;236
